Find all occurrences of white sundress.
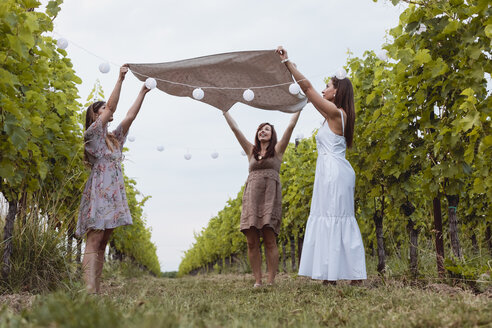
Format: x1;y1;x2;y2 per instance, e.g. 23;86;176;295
298;109;367;281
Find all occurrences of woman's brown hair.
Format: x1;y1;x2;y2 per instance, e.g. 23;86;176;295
252;123;277;160
84;101;120;166
331;76;355;148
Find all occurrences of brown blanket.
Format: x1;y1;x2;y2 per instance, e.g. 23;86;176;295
128;50;307;113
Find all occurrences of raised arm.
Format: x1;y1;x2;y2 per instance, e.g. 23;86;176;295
119;84;151;135
223;111;254;156
106;65;129;113
275;47;340;121
275;111;301;156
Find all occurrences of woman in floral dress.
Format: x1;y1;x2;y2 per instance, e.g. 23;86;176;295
77;65;151;293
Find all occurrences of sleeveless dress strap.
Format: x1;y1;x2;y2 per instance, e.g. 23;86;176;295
339;109;345;135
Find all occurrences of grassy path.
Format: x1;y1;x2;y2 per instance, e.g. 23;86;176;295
1;273;491;327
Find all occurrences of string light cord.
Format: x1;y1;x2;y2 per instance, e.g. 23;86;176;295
131;71;307;90
52;31;121;67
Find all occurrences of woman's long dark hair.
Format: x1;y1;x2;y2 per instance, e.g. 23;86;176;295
252;123;277;160
331;77;355;148
84;101;119;166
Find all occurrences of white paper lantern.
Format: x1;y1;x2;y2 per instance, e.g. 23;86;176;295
211;151;219;159
241;150;247;156
156;145;164;152
128;136;136;142
57;38;68;50
145;78;157;89
335;68;347;80
184;153;192;160
377;50;388;61
192;88;204;100
416;23;427;35
99;62;110;74
243;89;254;102
289;83;301;95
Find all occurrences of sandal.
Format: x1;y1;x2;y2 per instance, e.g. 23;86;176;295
253;283;262;288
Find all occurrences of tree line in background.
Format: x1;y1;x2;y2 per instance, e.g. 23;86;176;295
179;0;491;279
0;0;160;291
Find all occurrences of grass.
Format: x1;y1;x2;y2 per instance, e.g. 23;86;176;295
0;267;491;328
1;196;491;327
0;216;77;294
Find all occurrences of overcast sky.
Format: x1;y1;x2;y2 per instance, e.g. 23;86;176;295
42;0;405;271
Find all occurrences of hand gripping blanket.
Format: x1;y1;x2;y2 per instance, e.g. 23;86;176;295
128;50;307;113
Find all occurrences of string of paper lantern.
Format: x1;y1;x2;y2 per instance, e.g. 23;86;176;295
127;136;251;160
53;32;119;74
129;70;304;102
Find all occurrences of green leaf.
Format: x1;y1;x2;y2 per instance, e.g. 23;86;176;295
415;89;426;105
464;144;475;164
442;19;460;35
461;88;475;97
414;49;432;65
8;126;29;149
366;92;376;104
431;58;449;77
484;24;492;38
472;178;485;193
397;48;414;64
483;135;492;147
460;111;480;131
38;161;48;180
0;160;15;179
7;34;27;57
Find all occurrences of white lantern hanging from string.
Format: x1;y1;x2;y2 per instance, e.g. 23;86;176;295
99;62;110;74
145;78;157;89
289;83;301;95
211;151;219;159
241;149;247;156
335;68;347;80
128;136;136;142
193;88;204;100
184;152;192;160
156;145;164;152
243;89;254;102
56;38;68;50
377;50;388;61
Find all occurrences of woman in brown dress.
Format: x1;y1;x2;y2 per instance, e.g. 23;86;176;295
223;110;301;287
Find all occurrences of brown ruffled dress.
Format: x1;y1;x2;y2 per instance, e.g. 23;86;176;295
240;154;282;235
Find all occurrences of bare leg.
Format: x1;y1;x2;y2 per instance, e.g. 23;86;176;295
244;228;262;285
82;230;104;293
95;229;113;293
262;227;279;285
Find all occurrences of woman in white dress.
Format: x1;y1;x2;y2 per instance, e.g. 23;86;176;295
276;46;366;284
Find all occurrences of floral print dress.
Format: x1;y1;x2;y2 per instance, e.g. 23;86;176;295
76;117;132;237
